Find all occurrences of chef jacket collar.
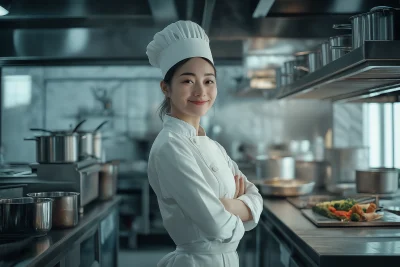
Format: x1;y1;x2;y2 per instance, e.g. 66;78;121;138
163;115;207;137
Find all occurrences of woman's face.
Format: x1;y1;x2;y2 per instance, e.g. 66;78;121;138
166;57;217;120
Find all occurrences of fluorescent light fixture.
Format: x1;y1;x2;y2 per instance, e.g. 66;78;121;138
0;5;8;15
0;0;12;16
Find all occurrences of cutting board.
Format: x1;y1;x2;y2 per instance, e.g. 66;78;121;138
302;209;400;227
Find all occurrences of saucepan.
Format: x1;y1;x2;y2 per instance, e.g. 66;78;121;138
24;120;87;163
76;120;108;160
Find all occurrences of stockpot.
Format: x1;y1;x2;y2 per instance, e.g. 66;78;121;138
0;197;53;235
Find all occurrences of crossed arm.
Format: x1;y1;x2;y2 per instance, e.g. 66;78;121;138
220;175;253;222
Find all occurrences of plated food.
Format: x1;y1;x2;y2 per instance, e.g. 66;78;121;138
312;198;383;222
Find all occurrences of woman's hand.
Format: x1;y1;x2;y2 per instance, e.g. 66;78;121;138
219;175;253;222
233;175;245;199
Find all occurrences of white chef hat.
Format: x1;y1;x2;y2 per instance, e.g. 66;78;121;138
146;20;214;77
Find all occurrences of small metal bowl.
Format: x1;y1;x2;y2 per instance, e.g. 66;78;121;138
0;197;53;236
253;178;315;197
27;192;79;229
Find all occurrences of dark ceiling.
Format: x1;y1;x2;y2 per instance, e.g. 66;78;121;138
1;0;399;38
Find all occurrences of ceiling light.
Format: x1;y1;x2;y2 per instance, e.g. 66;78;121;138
0;0;12;16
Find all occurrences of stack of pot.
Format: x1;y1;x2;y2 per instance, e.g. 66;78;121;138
25;120;108;163
334;6;400;49
321;6;400;65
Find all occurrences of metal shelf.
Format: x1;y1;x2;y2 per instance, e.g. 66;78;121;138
277;41;400;102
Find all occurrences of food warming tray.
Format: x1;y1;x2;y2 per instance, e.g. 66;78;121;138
301;209;400;227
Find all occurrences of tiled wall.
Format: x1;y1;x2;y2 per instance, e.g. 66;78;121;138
1;64;342;164
332;103;364;148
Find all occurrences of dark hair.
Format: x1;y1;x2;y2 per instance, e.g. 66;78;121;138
158;57;217;121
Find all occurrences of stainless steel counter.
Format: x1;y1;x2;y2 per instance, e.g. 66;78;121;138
1;196;121;267
262;198;400;267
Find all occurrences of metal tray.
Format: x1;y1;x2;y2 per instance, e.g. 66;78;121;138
302;209;400;227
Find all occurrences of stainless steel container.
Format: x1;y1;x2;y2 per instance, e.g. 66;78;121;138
77;131;94;160
25;133;79;163
295;161;328;188
27;192;79;229
329;34;352;61
320;41;332;66
255;155;295;179
325;147;370;185
252;178;315;197
306;51;321;73
281;61;296;86
356;168;399;194
334;7;400;49
0;197;53;235
93;132;102;160
99;161;119;200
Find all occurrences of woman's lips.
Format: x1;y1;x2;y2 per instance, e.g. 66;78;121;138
189;100;208;106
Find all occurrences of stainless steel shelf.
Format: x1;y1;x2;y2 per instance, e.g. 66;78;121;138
277;41;400;102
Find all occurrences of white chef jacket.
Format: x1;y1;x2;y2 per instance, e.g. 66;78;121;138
147;115;263;267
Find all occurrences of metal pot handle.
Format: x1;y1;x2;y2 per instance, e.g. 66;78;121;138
333;24;352;30
94;120;108;132
331;46;352;51
24;138;37;141
30;128;54;134
294;66;309;72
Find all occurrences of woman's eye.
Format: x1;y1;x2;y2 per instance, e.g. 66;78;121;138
206;80;215;84
182;80;194;84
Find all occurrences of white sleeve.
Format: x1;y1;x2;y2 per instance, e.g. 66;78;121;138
155;137;245;242
214;141;263;231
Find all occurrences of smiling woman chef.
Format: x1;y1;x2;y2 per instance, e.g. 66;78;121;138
146;20;263;267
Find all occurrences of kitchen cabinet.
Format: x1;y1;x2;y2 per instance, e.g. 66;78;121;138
237;230;257;267
257;212;316;267
1;198;121;267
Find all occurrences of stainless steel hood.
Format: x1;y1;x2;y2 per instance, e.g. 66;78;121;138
0;0;398;66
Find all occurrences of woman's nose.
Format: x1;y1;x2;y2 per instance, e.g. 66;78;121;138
194;83;206;96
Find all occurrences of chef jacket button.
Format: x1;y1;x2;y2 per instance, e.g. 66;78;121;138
192;138;197;144
211;166;218;172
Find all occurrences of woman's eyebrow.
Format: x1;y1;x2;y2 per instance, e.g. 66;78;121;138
179;72;215;77
179;72;196;77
